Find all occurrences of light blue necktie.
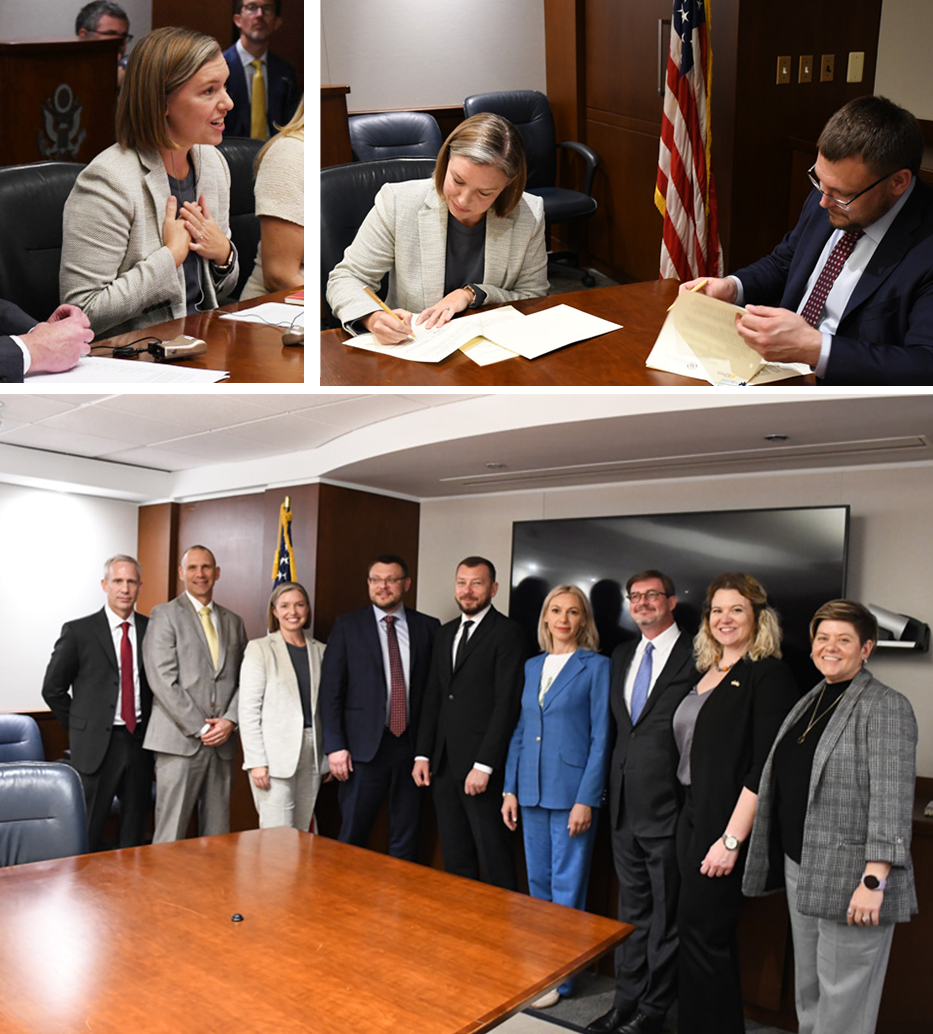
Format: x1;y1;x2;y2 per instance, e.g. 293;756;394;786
630;641;653;723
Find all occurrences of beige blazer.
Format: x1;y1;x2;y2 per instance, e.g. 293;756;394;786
238;631;327;780
326;178;548;331
60;143;239;337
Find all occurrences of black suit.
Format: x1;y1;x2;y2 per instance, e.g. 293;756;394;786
42;608;153;850
319;604;440;860
606;630;694;1023
222;45;299;139
416;606;525;889
0;298;37;382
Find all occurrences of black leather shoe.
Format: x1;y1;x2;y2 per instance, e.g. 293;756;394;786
617;1011;662;1034
586;1006;635;1033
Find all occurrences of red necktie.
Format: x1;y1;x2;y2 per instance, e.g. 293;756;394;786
800;230;864;327
384;615;407;737
120;621;136;733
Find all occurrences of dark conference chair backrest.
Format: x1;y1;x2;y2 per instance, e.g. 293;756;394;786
216;136;264;299
0;714;45;763
463;90;557;190
320;156;437;327
0;762;88;867
0;161;84;321
349;112;443;163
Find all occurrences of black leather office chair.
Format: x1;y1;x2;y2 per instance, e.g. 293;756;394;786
0;762;88;866
348;112;443;162
0;714;45;763
0;161;84;320
463;90;600;285
320;156;436;327
217;136;264;299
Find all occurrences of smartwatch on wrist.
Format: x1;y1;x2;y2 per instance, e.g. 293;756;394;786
861;873;887;891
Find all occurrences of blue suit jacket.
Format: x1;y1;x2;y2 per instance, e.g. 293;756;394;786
504;649;611;811
0;298;38;383
734;180;933;384
222;44;299;139
319;605;440;764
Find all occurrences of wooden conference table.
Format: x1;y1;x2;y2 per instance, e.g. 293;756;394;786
0;828;631;1034
320;278;816;387
95;288;304;383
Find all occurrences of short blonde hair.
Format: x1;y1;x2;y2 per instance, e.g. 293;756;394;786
433;113;527;218
694;572;783;672
537;584;600;653
116;26;221;151
255;96;304;173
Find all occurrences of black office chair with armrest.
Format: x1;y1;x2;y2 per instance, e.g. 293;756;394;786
320;156;437;328
463;90;600;286
0;161;84;320
0;714;45;762
216;136;264;299
0;762;88;867
348;112;443;162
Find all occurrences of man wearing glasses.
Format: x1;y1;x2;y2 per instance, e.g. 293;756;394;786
588;571;694;1034
681;96;933;384
75;1;132;88
319;554;439;860
223;0;299;140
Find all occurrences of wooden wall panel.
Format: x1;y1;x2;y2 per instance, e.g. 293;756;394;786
136;502;178;616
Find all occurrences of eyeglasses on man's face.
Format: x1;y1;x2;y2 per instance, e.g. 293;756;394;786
806;163;894;211
368;576;406;586
627;591;669;603
242;2;276;15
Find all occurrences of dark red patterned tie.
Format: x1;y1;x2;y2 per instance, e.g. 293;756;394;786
120;621;136;733
384;615;407;737
800;230;864;327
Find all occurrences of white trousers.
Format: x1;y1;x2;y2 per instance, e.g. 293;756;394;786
249;727;323;832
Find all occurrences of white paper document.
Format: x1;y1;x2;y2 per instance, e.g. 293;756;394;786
25;357;229;383
646;290;809;385
220;303;304;329
483;304;622;359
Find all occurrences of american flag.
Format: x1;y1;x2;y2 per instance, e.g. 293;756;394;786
655;0;723;280
272;497;295;586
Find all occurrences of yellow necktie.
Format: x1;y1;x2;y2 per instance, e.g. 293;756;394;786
250;59;267;140
199;606;219;669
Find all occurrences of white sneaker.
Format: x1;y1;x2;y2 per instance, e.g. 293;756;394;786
531;989;561;1009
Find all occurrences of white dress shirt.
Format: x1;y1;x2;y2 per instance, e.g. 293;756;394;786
623;621;682;715
373;603;411;725
234;39;267;107
106;605;140;723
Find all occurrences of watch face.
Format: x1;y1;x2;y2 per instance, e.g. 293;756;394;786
863;874;881;890
723;835;739;850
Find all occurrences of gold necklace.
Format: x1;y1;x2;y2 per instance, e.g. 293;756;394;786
797;683;847;744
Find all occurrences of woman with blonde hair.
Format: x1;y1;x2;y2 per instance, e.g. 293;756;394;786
502;584;611;1008
240;97;304;299
673;573;797;1034
61;26;238;336
327;112;548;343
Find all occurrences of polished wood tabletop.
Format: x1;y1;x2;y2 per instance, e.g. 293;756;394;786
95;289;304;383
0;828;631;1034
320;279;815;387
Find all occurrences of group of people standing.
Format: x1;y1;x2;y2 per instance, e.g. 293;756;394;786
40;550;917;1034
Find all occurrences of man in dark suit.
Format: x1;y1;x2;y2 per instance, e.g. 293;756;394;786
0;300;93;382
222;0;299;140
588;570;694;1034
42;554;153;851
413;556;525;890
681;96;933;385
319;554;440;861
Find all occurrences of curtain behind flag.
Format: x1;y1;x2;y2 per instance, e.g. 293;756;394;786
655;0;723;281
272;498;296;586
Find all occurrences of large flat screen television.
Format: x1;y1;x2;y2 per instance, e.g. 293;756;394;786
509;505;849;690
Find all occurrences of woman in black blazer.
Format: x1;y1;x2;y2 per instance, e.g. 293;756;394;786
673;573;798;1034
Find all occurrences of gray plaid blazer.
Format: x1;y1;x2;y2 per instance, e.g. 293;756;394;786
743;667;918;923
60;143;238;337
326;178;548;331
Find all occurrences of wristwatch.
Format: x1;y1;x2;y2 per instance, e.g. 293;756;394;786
722;833;740;851
461;284;477;307
861;873;887;890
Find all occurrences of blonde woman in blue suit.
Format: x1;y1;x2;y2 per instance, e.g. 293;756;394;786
503;584;611;1008
239;582;328;831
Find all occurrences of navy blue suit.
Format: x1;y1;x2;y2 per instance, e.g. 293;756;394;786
319;604;439;859
222;44;299;139
0;299;37;383
734;180;933;385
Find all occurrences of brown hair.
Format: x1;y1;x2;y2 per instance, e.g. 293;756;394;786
116;26;221;151
625;570;676;597
809;599;877;647
818;95;923;177
268;582;311;633
433;113;527;217
694;572;783;672
537;584;599;653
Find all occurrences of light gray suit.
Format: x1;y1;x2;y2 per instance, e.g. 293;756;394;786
60;143;238;337
239;632;327;831
326;178;548;331
142;593;247;843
